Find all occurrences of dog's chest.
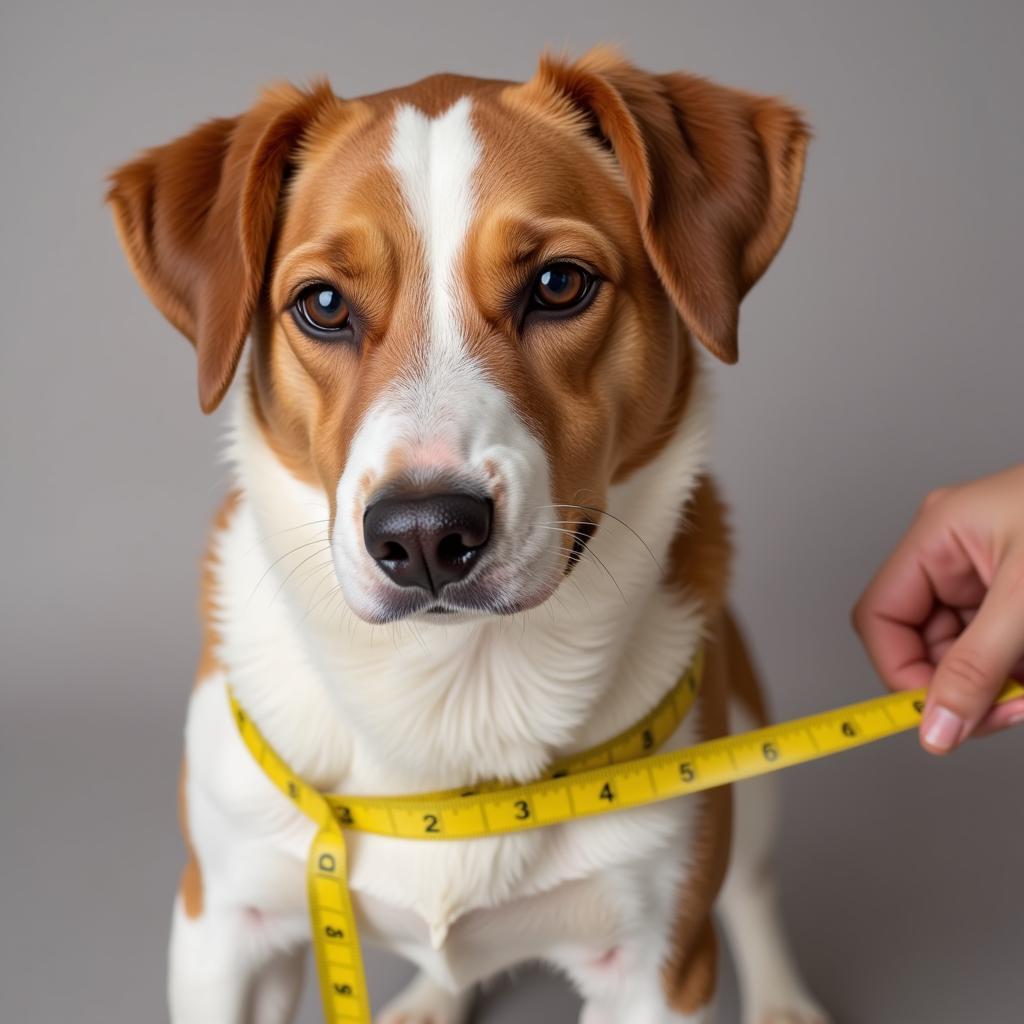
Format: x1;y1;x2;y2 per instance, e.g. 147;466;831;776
344;771;696;947
190;680;696;982
187;662;697;984
195;484;707;971
349;810;691;987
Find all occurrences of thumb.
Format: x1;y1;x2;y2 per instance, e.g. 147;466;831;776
920;557;1024;754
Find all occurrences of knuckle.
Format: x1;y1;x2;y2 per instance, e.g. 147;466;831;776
1002;560;1024;600
920;487;951;516
850;600;867;635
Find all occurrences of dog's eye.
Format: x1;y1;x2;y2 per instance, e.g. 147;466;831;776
530;263;594;313
293;284;351;337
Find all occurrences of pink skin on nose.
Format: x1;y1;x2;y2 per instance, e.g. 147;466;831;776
353;439;466;537
407;437;462;473
357;439;464;509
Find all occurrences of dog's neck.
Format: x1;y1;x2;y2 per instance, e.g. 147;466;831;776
214;364;713;791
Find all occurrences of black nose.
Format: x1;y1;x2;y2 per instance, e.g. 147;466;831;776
363;493;493;593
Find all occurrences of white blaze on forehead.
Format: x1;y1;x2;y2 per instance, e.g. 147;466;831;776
389;97;481;344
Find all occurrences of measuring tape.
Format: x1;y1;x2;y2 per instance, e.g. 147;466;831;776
228;650;704;1022
228;660;1023;1024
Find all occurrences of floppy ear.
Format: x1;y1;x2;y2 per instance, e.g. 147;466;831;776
106;81;340;412
534;48;810;363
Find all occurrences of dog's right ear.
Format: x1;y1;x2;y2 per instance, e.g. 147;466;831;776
530;49;810;365
106;81;340;413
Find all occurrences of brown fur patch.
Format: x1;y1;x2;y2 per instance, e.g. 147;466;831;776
107;81;345;413
721;608;771;726
656;477;735;1013
659;484;774;1011
178;490;241;921
665;475;733;613
667;914;720;1014
660;612;733;1013
610;324;698;484
178;758;203;919
195;491;240;683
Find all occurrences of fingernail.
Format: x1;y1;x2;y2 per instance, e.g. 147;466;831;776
922;706;964;753
1007;712;1024;728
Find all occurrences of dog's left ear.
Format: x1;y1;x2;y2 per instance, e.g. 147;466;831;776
107;81;340;412
532;49;810;363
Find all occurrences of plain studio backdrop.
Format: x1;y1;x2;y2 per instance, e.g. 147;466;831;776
1;1;1021;1021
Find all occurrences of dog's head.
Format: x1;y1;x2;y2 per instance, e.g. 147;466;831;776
108;49;808;624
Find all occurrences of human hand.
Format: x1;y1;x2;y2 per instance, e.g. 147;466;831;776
852;465;1024;754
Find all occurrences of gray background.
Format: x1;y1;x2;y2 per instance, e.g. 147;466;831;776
1;0;1022;1021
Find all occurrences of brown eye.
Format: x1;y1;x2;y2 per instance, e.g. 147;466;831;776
530;263;594;313
295;284;351;336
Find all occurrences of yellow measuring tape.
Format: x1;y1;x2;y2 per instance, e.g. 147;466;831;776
228;657;1023;1024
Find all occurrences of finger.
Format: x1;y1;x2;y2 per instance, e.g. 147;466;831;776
974;696;1024;738
920;556;1024;753
921;605;961;670
853;517;986;692
853;545;940;691
921;603;962;647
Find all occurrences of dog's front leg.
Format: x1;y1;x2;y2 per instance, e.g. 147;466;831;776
170;679;313;1024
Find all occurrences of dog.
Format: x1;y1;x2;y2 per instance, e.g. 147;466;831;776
107;47;827;1024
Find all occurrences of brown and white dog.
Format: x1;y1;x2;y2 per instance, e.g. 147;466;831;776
108;48;827;1024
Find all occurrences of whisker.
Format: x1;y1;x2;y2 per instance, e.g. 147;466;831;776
302;581;343;623
538;503;661;570
335;591;352;635
246;537;333;606
298;559;338;611
331;588;351;631
293;555;336;591
268;544;333;608
243;518;331;557
536;525;627;604
404;618;427;651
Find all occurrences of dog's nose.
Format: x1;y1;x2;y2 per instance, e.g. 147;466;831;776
363;493;492;593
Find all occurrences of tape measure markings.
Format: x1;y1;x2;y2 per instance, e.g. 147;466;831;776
227;666;1023;1024
303;680;1022;838
308;826;369;1023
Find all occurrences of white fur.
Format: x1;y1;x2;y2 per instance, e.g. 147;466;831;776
389;98;477;350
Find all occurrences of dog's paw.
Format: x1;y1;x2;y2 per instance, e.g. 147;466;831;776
376;969;474;1024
